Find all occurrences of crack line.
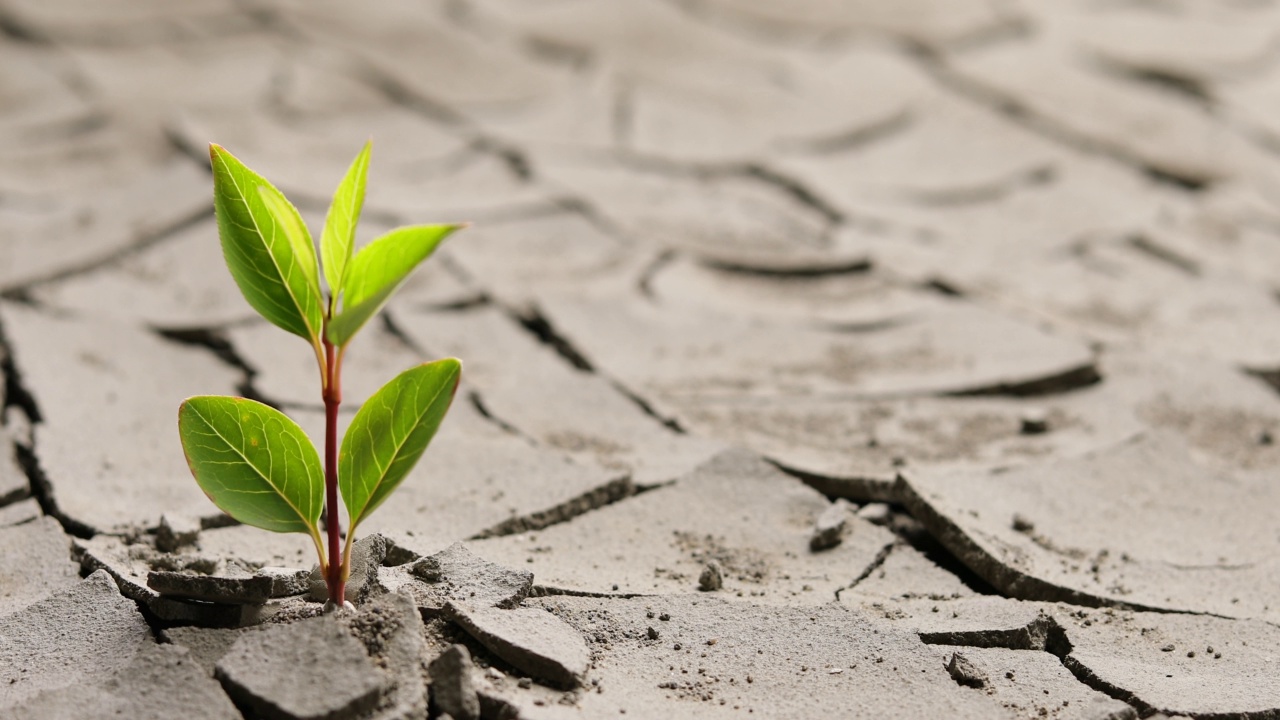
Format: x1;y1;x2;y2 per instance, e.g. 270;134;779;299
836;541;898;601
904;41;1215;192
0;204;214;297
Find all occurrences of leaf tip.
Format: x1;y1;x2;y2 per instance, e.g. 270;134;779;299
177;395;201;417
441;357;463;398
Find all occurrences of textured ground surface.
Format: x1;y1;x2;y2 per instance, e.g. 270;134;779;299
2;1;1280;718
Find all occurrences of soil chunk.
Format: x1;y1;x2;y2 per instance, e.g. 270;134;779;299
0;516;79;618
256;566;312;597
148;567;274;604
12;643;240;720
698;561;724;591
810;499;852;551
445;603;591;689
945;652;988;688
77;535;277;627
378;541;533;614
340;592;431;720
0;571;151;710
155;512;201;552
215;615;385;720
161;625;247;675
429;644;482;720
900;434;1280;621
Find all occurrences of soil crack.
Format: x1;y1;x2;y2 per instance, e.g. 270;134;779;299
0;312;93;537
0;204;213;297
151;325;272;406
468;474;635;539
904;41;1216;193
836;540;898;601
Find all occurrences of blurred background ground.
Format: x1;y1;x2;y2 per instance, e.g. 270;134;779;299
3;1;1280;718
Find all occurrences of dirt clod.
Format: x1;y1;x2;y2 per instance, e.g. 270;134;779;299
946;652;988;689
429;644;481;720
699;562;724;592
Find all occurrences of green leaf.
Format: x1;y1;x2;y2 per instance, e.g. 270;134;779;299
257;187;320;302
339;358;461;532
210;144;324;344
178;395;324;539
326;224;461;347
321;141;371;312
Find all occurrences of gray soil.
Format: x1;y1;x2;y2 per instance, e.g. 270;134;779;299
3;0;1280;718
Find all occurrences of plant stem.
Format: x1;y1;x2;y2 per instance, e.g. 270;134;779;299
323;338;345;606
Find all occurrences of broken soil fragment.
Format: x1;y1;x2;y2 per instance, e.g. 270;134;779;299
810;498;852;551
0;571;151;710
1058;607;1280;718
698;560;724;591
339;592;432;720
12;643;241;720
378;541;533;614
161;625;247;676
470;448;898;601
0;516;79;618
215;615;385;720
148;567;275;605
899;433;1280;621
429;644;482;720
931;645;1138;720
257;566;312;597
945;652;988;688
529;594;1040;717
445;602;591;689
155;512;201;552
77;535;280;626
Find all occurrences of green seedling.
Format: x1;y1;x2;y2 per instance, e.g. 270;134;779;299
178;142;464;608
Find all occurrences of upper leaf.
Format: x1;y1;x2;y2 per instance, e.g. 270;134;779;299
257;187;321;304
326;224;461;347
210;144;324;344
178;395;325;536
321;141;371;312
339;358;461;532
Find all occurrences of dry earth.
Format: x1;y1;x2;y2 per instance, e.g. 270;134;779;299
2;0;1280;718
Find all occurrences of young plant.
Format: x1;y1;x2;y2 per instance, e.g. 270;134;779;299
178;142;464;609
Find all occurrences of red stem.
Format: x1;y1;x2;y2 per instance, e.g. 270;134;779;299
323;339;345;606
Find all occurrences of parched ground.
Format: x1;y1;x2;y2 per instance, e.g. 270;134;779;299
2;1;1280;718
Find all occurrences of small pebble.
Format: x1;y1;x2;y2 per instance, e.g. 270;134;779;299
698;562;723;592
945;653;987;689
1020;408;1049;435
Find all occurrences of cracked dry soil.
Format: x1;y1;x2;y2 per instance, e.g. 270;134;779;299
4;0;1280;718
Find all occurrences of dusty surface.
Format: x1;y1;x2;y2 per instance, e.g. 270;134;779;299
2;0;1280;718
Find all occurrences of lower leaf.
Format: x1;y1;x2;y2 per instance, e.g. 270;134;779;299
178;396;325;550
339;358;461;534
